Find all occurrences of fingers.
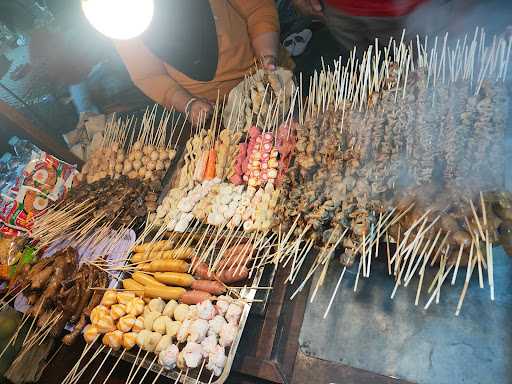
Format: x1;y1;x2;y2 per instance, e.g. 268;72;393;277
261;55;277;71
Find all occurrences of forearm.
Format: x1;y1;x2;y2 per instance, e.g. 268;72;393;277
168;87;194;114
251;31;279;59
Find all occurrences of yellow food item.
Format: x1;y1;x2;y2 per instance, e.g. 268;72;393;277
132;272;166;288
154;272;195;287
140;260;190;273
143;286;186;301
133;241;173;253
123;279;144;296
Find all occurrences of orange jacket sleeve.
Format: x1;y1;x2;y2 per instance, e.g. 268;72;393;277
229;0;280;40
114;38;185;108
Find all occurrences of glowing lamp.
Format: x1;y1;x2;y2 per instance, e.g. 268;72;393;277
81;0;154;40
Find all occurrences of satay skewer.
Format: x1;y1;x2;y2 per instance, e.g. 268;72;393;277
451;243;465;285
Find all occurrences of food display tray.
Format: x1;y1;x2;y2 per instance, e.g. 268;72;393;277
109;262;264;384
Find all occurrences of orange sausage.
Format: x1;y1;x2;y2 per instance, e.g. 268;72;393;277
179;290;213;305
191;280;226;295
191;258;215;280
219;244;253;269
218;266;249;284
203;149;217;180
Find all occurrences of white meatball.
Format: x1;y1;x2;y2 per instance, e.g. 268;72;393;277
173;304;190;322
166;320;181;338
206;345;227;377
188;319;209;343
155;334;173;353
219;322;237;347
225;302;243;325
182;342;203;368
208;315;227;336
197;300;216;320
148;298;165;314
143;311;160;331
176;319;191;343
162;300;178;318
159;344;179;370
201;334;217;358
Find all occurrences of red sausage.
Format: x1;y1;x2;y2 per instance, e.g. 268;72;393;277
179;290;213;305
191;258;215;280
218;266;249;284
191;280;226;295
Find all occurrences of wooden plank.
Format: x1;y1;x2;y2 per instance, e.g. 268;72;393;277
0;100;83;166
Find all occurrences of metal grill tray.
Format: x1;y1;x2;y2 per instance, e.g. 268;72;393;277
109;262;265;384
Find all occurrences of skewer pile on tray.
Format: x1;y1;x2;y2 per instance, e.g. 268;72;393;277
152;87;298;235
278;28;511;317
78;105;184;184
59;228;266;384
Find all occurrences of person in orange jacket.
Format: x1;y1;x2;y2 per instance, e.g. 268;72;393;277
115;1;282;125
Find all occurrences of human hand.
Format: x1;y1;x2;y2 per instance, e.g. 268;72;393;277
187;98;213;126
291;0;324;19
261;54;278;71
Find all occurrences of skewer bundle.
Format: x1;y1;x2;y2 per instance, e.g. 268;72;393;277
279;28;511;316
31;176;160;249
79;105;184;184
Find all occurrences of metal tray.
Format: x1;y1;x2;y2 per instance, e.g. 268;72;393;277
110;261;265;384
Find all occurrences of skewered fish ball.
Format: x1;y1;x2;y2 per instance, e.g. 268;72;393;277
101;291;117;306
162;300;178;318
83;324;99;344
133;316;145;332
144;311;161;331
166;320;181;338
110;304;127;320
173;304;190;322
155;334;173;353
90;305;109;325
123;332;137;350
126;297;145;316
96;315;116;334
148;298;165;313
103;330;123;350
117;314;136;332
153;316;169;334
117;291;135;305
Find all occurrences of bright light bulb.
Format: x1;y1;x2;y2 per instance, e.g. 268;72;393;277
81;0;154;40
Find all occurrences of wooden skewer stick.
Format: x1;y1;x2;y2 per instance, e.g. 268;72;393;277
353;257;363;292
126;347;142;383
194;359;206;384
455;243;477;316
127;350;149;384
424;264;454;310
451;243;465;285
138;354;158;384
173;370;183;384
101;349;126;384
150;367;164;384
207;371;215;384
66;345;105;384
323;266;347;319
87;348;112;384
